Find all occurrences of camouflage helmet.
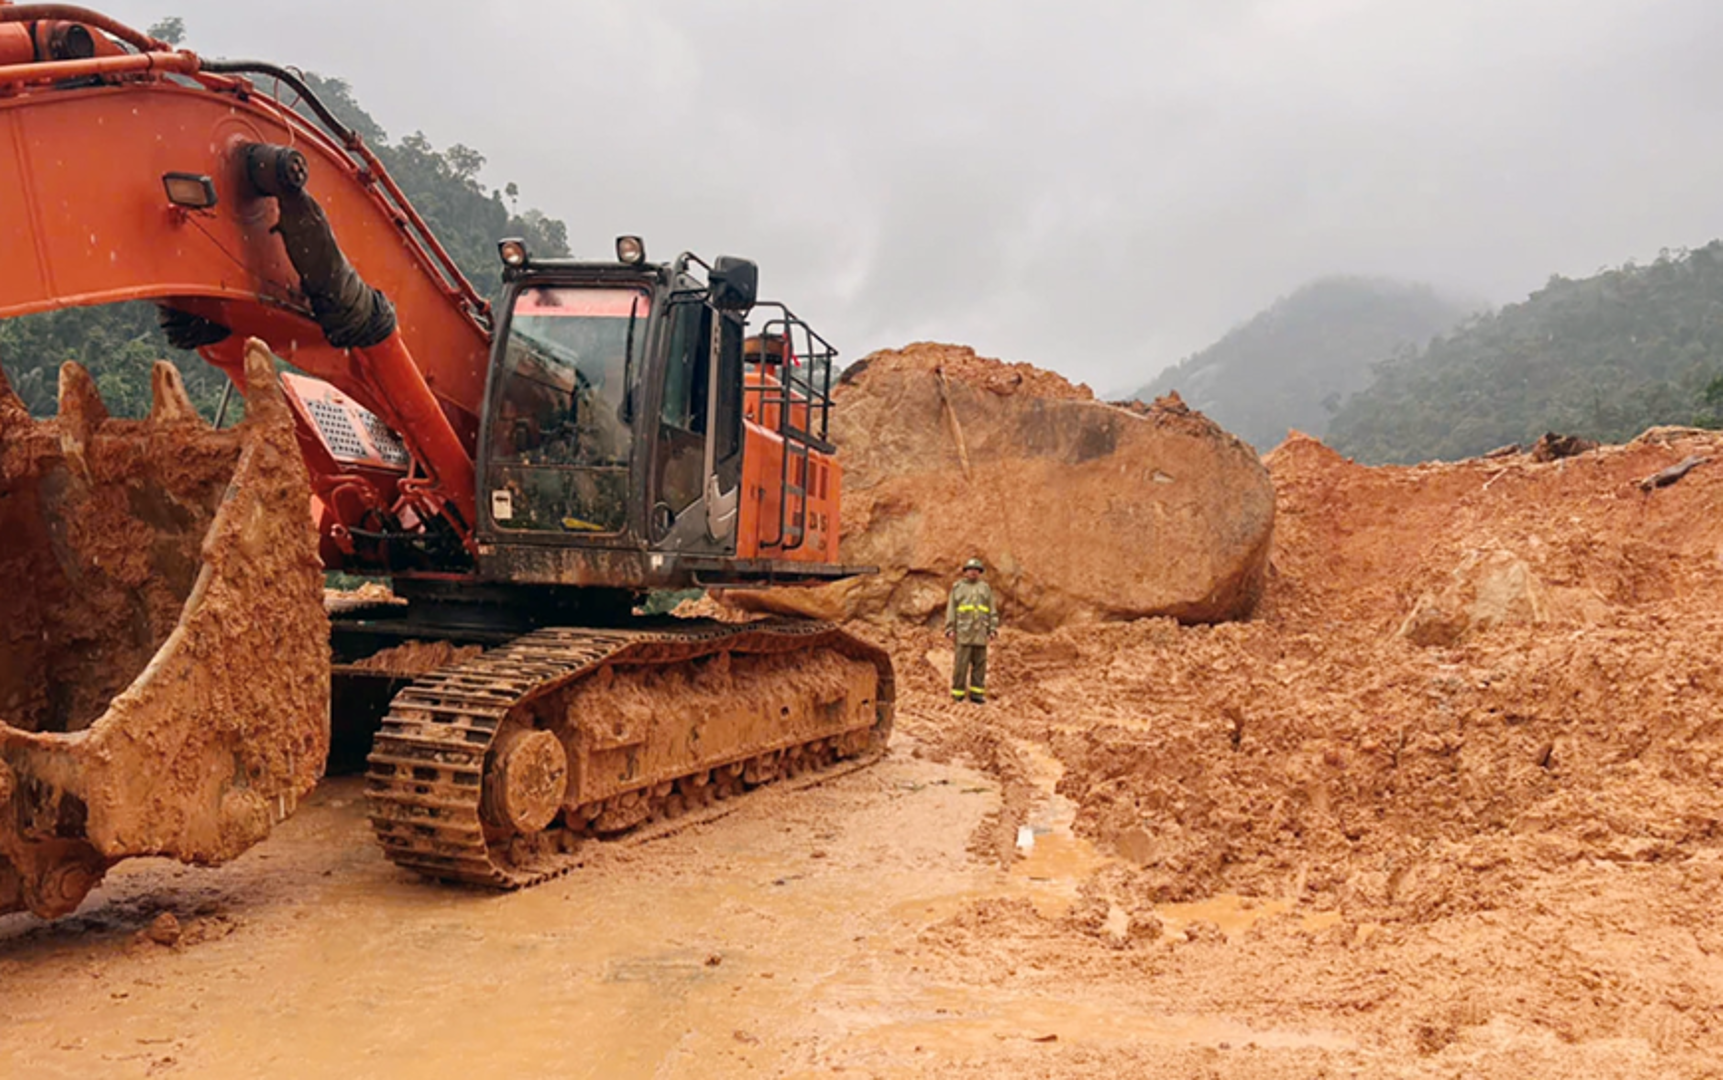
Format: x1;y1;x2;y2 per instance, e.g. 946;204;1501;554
963;557;985;572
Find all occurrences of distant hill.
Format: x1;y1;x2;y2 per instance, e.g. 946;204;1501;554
1132;277;1473;452
1327;244;1723;464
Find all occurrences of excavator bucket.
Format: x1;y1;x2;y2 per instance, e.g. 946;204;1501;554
0;339;329;919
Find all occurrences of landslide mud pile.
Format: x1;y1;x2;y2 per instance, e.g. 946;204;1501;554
979;426;1723;906
734;343;1275;630
877;427;1723;1070
1262;428;1723;634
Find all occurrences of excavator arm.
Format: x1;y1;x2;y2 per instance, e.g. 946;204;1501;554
0;3;491;549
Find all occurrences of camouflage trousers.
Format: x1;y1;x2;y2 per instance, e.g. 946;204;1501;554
951;644;988;702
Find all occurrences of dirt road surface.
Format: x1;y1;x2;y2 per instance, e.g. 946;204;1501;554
6;696;1711;1079
0;728;1320;1080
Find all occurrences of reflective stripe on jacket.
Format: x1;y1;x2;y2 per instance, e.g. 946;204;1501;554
944;579;999;645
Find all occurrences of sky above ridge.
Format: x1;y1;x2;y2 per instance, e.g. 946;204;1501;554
101;0;1723;392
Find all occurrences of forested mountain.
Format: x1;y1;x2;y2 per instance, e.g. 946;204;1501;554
290;72;570;292
1327;243;1723;464
0;23;568;421
1132;277;1472;452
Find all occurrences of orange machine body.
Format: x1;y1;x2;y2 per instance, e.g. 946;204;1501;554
737;410;842;565
739;335;840;564
0;4;861;591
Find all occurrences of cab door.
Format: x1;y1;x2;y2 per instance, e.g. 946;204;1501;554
649;296;743;553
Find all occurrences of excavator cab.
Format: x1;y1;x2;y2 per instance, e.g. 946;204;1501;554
471;240;853;596
483;284;652;536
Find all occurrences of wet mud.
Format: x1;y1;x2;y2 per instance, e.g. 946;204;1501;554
0;346;328;917
0;748;1377;1079
5;422;1723;1076
345;639;483;675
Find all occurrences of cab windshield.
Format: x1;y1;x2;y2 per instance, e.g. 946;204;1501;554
489;287;648;466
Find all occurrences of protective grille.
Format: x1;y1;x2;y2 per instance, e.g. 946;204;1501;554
305;398;367;460
357;410;411;468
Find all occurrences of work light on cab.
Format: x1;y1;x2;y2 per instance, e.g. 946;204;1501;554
615;234;646;265
498;238;529;268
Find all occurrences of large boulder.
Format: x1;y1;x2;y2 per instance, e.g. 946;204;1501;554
729;344;1275;631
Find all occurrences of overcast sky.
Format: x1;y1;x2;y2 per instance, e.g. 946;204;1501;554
103;0;1723;392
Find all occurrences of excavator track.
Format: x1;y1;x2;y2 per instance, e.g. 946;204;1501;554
364;619;894;889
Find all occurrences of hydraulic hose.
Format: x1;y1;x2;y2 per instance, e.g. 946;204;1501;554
202;60;355;145
244;143;397;350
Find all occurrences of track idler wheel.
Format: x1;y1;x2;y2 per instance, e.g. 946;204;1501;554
483;728;569;835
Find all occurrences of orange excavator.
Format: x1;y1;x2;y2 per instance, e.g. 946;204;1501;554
0;6;892;918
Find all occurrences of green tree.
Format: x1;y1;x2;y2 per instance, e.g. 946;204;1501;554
146;16;185;45
1692;373;1723;429
0;303;229;419
1327;243;1723;463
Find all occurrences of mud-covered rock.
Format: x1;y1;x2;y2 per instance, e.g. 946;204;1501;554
1400;548;1544;647
730;344;1275;631
1530;432;1599;462
139;911;182;947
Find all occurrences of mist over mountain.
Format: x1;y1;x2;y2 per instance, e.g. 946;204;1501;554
1131;277;1475;452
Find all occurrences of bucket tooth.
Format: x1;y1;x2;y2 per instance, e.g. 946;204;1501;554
0;363;26;425
56;359;108;424
148;361;205;426
56;360;108;478
238;338;289;420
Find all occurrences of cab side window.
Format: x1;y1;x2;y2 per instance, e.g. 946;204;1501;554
661;301;710;434
715;314;743;461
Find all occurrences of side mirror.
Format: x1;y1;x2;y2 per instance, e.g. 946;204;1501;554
709;256;758;312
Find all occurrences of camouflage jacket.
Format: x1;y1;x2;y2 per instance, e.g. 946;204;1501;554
945;579;999;645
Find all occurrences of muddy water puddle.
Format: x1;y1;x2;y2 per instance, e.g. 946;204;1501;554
1011;793;1110;915
1007;735;1111;908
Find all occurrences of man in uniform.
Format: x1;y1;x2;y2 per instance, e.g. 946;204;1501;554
944;557;999;704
